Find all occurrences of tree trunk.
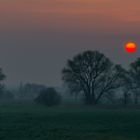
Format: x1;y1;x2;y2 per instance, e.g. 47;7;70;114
85;93;96;105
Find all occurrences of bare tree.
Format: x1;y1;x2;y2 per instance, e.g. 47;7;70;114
62;51;124;105
129;58;140;104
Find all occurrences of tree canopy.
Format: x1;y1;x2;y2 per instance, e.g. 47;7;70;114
62;50;125;105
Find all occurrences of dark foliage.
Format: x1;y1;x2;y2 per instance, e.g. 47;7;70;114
35;88;61;106
129;57;140;104
62;50;125;105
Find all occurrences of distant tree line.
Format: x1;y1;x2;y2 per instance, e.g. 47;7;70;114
17;82;46;99
0;50;140;106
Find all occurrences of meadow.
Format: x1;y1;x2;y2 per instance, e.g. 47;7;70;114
0;102;140;140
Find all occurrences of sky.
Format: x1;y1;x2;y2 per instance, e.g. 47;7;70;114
0;0;140;87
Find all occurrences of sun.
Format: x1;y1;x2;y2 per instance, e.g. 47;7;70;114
125;42;137;53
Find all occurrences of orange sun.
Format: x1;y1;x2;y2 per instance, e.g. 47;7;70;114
125;42;137;53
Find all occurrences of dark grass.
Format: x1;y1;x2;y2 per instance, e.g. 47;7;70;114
0;102;140;140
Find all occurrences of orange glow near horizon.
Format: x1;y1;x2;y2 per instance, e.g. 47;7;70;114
125;42;137;53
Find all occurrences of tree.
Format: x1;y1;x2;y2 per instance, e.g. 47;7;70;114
35;88;61;106
18;82;46;99
129;57;140;104
62;50;124;105
117;68;132;105
0;68;6;97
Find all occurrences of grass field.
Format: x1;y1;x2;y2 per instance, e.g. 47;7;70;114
0;102;140;140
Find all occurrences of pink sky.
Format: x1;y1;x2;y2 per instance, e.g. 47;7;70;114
0;0;140;33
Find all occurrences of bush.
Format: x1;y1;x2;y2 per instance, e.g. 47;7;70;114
35;88;61;106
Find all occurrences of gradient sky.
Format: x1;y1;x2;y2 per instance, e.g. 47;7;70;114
0;0;140;87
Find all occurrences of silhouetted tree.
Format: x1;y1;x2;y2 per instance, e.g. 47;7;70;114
117;68;132;105
62;50;124;105
0;68;6;97
129;58;140;104
35;88;61;106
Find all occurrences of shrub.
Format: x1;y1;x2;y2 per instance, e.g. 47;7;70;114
35;88;61;106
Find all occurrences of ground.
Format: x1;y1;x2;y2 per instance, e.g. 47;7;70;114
0;102;140;140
